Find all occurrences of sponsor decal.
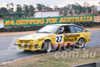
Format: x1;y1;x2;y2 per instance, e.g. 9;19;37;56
53;42;76;48
64;34;80;42
65;34;80;37
4;15;94;27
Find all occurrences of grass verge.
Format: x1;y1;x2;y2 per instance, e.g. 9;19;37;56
0;47;100;67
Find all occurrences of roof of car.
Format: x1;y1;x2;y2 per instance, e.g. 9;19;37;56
48;24;83;28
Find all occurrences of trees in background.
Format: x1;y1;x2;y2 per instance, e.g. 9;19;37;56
0;7;9;18
0;2;96;19
37;4;45;11
16;5;22;13
29;5;35;16
23;4;29;16
36;4;53;11
15;4;35;18
15;5;23;18
6;2;14;13
44;6;53;11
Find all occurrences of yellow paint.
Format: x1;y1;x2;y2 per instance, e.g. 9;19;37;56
4;20;14;25
15;19;45;25
59;16;93;23
15;24;91;51
46;18;57;24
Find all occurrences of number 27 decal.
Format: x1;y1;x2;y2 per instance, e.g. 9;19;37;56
56;35;63;43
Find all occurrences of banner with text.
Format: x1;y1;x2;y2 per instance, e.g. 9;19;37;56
4;15;94;27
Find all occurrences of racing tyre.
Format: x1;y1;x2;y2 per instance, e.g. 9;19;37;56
42;41;52;53
76;38;85;49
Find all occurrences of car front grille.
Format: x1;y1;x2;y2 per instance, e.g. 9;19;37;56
17;40;33;44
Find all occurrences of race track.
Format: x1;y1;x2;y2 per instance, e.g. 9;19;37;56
0;30;100;62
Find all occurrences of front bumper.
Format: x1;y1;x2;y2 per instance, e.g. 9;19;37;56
15;44;41;50
15;39;44;50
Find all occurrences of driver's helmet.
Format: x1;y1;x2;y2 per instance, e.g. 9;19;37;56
60;27;64;32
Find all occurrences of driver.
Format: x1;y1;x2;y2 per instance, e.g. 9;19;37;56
60;27;65;33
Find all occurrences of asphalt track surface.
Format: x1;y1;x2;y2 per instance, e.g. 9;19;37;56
0;30;100;62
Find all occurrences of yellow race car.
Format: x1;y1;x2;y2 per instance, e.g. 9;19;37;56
15;24;91;52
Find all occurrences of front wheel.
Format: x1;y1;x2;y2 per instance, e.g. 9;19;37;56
76;38;85;49
42;41;52;53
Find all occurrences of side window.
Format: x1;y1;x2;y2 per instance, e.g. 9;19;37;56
64;26;71;33
56;26;65;34
75;26;83;33
69;26;76;33
56;26;71;34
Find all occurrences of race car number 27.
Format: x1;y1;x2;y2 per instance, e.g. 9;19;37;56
56;35;63;43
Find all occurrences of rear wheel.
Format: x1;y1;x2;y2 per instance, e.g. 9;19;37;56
76;38;85;49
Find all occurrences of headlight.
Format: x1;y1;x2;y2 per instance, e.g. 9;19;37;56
30;40;33;44
15;39;19;44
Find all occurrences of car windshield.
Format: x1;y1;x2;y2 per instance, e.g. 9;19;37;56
37;25;59;33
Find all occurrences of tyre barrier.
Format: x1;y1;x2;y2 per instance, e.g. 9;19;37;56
0;22;100;32
75;22;100;27
0;26;44;32
72;61;100;67
72;63;96;67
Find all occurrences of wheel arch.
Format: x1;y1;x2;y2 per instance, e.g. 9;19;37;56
78;37;85;40
42;39;52;48
78;37;85;42
44;39;52;42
